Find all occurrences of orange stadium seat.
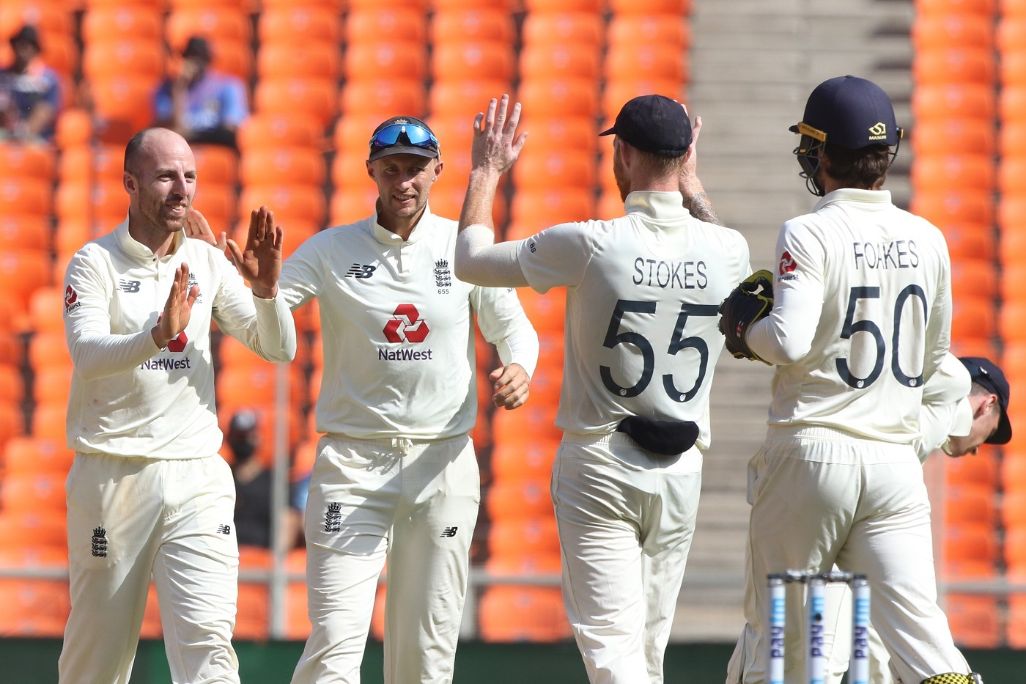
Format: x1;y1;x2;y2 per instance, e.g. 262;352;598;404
217;364;306;411
512;150;596;191
239;115;324;152
140;584;161;638
943;486;997;528
511;188;594;226
998;156;1026;193
1001;19;1026;54
0;249;52;315
915;84;995;120
608;14;690;48
951;297;995;339
433;0;513;8
912;190;993;226
490;434;558;483
2;435;74;475
0;215;52;252
348;8;427;43
0;472;66;513
344;41;427;80
83;40;164;81
329;186;382;226
192;145;238;186
30;402;66;442
0;142;55;180
1003;492;1026;531
951;258;996;299
1003;453;1026;495
0;3;72;37
524;0;602;10
89;77;158;135
520;44;600;80
914;0;995;12
240;185;326;226
941;523;999;564
58;144;124;184
487;479;554;520
913;154;994;192
915;14;993;50
258;42;339;81
166;8;252;51
1001;50;1026;86
518;116;598;153
0;364;22;403
0;177;52;216
489;517;560;560
608;0;691;11
333;114;387;154
431;9;513;43
945;449;999;489
915;120;993;157
428;79;509;117
28;330;69;370
259;6;342;44
82;6;163;42
518;79;598;117
940;223;994;261
945;595;1000;648
242;148;326;188
1006;528;1026;571
255;78;338;126
235;582;270;640
602;79;685;118
478;586;570;642
340;80;426;119
0;574;70;637
521;11;603;46
286;581;311;640
432;43;514;81
0;511;66;550
605;44;689;83
1000;85;1026;122
1008;594;1026;648
1000;120;1026;156
192;182;236;227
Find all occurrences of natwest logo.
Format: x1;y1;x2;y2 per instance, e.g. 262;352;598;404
383;304;429;343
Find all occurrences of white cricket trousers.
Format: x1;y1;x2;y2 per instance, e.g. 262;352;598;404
290;433;480;684
725;427;970;684
59;452;240;684
553;432;703;684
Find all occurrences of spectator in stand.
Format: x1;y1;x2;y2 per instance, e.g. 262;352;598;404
227;408;303;550
0;25;61;141
154;36;247;149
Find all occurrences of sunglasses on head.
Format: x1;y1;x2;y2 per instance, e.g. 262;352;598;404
369;122;439;154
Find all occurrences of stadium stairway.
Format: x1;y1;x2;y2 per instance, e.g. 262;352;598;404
670;0;915;640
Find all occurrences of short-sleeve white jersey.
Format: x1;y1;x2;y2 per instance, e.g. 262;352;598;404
516;191;751;448
278;208;538;440
63;221;297;459
746;188;953;443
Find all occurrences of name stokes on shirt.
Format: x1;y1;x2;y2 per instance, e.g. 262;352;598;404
632;258;708;289
853;240;919;270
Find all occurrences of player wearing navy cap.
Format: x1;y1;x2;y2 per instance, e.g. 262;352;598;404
277;115;539;684
454;94;749;683
721;76;982;684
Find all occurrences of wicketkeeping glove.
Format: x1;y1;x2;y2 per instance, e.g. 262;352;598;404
718;269;774;363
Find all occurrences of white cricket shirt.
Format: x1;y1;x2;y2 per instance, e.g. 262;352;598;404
516;191;751;449
916;352;973;461
747;188;953;444
279;208;538;440
63;221;297;459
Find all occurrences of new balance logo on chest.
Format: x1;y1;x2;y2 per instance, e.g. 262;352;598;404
345;263;377;279
119;279;141;293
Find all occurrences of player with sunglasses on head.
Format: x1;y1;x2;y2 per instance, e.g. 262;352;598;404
720;75;982;684
277;116;539;684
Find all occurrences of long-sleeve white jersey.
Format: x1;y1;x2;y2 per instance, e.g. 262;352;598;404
515;191;751;449
278;208;539;440
63;221;297;459
746;188;953;443
916;351;973;461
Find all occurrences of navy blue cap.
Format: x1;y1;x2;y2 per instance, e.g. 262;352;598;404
960;356;1012;445
789;75;901;149
600;94;692;157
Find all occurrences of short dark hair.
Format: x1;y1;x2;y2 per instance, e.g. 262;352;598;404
123;129;152;174
635;147;687;177
823;143;891;189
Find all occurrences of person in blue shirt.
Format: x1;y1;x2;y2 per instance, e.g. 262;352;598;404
0;25;61;141
154;36;248;149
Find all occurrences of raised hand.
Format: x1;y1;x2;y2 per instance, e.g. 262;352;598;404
227;206;283;299
152;262;199;349
490;363;531;410
470;94;528;177
184;208;228;252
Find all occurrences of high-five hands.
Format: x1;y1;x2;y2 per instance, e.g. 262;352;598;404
227;206;284;299
152;263;199;349
470;94;528;177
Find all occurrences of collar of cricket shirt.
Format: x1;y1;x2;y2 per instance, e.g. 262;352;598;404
623;190;690;220
814;188;892;212
370;205;436;246
115;219;185;263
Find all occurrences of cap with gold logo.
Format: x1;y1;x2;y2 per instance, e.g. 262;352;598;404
789;75;902;149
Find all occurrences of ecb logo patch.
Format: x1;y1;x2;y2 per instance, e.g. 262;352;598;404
383;304;430;343
64;285;81;314
91;526;108;558
778;250;798;280
434;259;451;293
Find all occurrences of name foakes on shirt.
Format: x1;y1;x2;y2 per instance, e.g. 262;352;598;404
632;258;708;289
853;240;919;270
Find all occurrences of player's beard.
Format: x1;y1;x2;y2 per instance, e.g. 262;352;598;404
613;145;630;201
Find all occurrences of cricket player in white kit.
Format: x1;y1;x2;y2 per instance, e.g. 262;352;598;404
823;354;1012;684
280;116;538;684
58;128;297;684
721;76;982;684
454;94;750;683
